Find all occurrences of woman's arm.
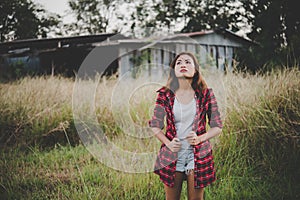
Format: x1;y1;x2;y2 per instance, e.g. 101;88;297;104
149;91;166;129
186;127;222;145
197;127;222;143
152;127;181;152
152;127;170;145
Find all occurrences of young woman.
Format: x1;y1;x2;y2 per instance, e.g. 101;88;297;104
149;52;223;200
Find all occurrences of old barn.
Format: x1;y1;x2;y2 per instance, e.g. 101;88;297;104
0;33;124;78
117;29;253;78
0;29;252;79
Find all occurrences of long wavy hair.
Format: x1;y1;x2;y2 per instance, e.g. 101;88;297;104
165;52;208;92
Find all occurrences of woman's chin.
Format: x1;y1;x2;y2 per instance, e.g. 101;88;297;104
177;75;193;79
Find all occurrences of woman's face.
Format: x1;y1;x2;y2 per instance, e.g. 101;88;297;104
174;54;196;78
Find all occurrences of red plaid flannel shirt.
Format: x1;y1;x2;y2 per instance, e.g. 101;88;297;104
149;86;223;188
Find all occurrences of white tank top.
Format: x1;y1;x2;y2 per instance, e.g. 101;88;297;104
173;97;196;150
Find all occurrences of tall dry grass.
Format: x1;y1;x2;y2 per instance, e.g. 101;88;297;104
0;76;76;147
214;68;300;199
0;68;299;199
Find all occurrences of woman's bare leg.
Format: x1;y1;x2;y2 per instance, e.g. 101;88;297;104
164;172;185;200
187;171;204;200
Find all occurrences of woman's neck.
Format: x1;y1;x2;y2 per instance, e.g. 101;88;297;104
177;77;193;91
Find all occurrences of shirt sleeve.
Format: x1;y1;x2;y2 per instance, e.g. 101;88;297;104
207;88;223;129
148;91;166;130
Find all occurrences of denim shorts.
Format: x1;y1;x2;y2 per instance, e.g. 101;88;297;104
176;148;195;175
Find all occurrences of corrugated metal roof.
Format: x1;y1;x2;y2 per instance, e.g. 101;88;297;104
117;29;253;45
0;29;254;56
0;33;127;54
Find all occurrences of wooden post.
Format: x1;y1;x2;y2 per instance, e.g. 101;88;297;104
51;59;55;76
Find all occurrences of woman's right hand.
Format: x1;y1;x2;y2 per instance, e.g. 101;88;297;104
166;138;182;152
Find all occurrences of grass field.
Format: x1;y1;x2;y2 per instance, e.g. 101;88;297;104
0;68;299;199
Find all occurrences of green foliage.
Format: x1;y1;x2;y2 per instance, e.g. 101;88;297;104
182;0;248;32
128;50;151;78
130;0;250;34
153;0;185;30
240;0;300;70
129;0;159;37
0;0;61;42
66;0;120;35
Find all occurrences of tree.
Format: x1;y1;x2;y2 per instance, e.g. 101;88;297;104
281;0;300;66
130;0;252;34
0;0;61;42
241;0;300;70
182;0;251;33
130;0;159;37
67;0;123;35
153;0;186;31
130;0;191;37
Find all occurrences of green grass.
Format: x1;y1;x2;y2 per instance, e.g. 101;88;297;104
0;68;300;199
0;145;165;199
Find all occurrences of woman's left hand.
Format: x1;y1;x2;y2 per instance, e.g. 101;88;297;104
186;131;201;146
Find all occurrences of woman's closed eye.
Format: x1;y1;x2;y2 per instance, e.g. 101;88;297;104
176;60;191;65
